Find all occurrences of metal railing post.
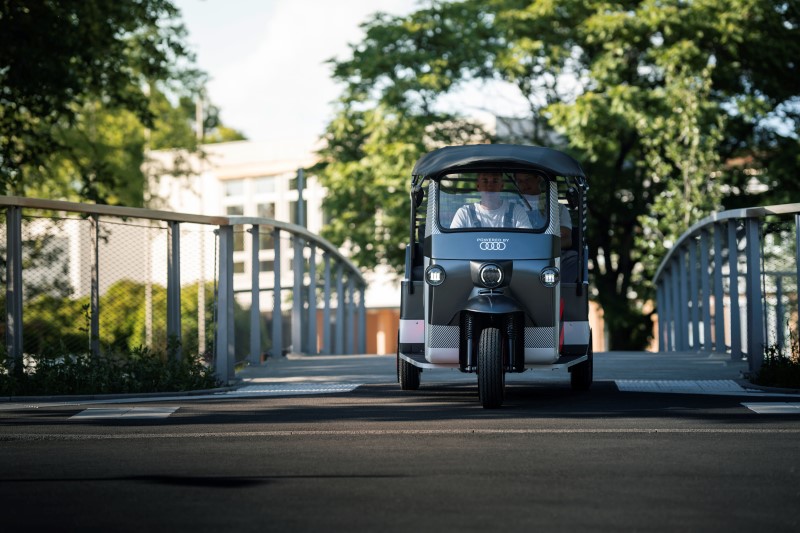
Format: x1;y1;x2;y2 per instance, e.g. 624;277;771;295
167;221;182;360
700;229;712;351
292;236;303;353
90;215;100;359
775;275;785;349
323;253;332;354
657;278;667;352
346;277;355;354
335;263;344;354
796;214;800;342
307;244;317;354
358;284;366;354
744;218;765;374
272;228;282;358
727;220;742;360
249;225;261;365
713;224;726;353
678;251;689;350
215;225;235;383
671;258;682;351
689;237;700;350
5;206;23;374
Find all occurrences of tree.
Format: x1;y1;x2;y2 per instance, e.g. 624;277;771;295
0;0;245;206
317;0;799;349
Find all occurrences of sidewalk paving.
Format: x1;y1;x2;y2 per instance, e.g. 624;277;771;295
236;351;800;398
237;350;750;384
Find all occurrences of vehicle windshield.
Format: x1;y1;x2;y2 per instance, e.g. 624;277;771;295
438;172;550;232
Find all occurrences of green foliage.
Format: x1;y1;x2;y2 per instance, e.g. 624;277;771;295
319;0;800;349
0;346;220;397
0;0;246;206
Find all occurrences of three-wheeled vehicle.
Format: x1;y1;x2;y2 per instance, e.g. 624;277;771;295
397;144;592;408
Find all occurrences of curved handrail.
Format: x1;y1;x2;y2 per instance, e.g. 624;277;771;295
653;202;800;284
0;195;364;284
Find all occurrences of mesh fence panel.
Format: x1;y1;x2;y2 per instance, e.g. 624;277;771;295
21;212;92;355
97;217;168;354
179;223;218;362
762;214;798;353
0;208;6;350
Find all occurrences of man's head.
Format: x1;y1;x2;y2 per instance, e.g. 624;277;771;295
516;172;546;195
476;172;504;192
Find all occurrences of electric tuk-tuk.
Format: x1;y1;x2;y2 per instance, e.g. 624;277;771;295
397;144;592;408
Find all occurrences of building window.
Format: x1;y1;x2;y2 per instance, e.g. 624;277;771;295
226;204;244;216
257;203;275;219
234;230;245;252
255;176;276;194
259;232;275;250
233;261;245;274
289;201;307;226
224;179;244;197
259;260;275;272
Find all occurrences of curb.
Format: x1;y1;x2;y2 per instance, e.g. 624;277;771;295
735;378;800;395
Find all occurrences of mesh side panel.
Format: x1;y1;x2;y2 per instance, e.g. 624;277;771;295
428;324;459;348
525;327;556;348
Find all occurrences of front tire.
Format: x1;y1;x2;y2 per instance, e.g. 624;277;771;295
399;358;421;390
478;327;505;408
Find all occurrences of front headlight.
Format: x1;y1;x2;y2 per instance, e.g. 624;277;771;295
479;263;504;288
425;264;446;286
540;266;560;287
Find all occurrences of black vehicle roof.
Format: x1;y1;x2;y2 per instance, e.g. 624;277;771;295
412;144;586;180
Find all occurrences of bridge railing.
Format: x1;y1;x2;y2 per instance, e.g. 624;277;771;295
1;196;366;384
654;203;800;375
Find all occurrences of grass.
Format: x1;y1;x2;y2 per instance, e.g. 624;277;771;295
754;327;800;389
0;344;221;397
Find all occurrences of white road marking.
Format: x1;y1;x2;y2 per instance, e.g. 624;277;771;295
615;380;800;397
4;428;800;441
0;383;364;410
742;403;800;414
69;407;179;420
224;383;361;396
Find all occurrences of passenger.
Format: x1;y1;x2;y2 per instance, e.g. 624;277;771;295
515;172;578;282
450;172;532;229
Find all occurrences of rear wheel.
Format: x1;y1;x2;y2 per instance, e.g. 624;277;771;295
399;358;421;390
478;327;504;409
570;332;593;391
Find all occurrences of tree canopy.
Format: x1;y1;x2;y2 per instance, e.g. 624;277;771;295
316;0;800;349
0;0;244;206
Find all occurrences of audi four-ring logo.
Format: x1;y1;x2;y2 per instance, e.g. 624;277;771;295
479;241;506;251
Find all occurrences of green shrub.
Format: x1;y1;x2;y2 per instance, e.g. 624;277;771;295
0;344;220;397
754;327;800;389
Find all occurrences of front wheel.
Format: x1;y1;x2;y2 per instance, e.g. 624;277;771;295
399;358;421;390
478;327;505;408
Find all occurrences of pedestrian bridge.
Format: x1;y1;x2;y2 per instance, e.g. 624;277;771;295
1;196;366;384
2;196;799;384
653;202;800;377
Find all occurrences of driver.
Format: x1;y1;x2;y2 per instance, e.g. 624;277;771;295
516;172;578;282
450;172;532;229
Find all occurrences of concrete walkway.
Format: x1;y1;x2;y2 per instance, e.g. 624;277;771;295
237;351;750;385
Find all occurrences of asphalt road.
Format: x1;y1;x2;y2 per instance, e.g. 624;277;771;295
1;353;799;532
